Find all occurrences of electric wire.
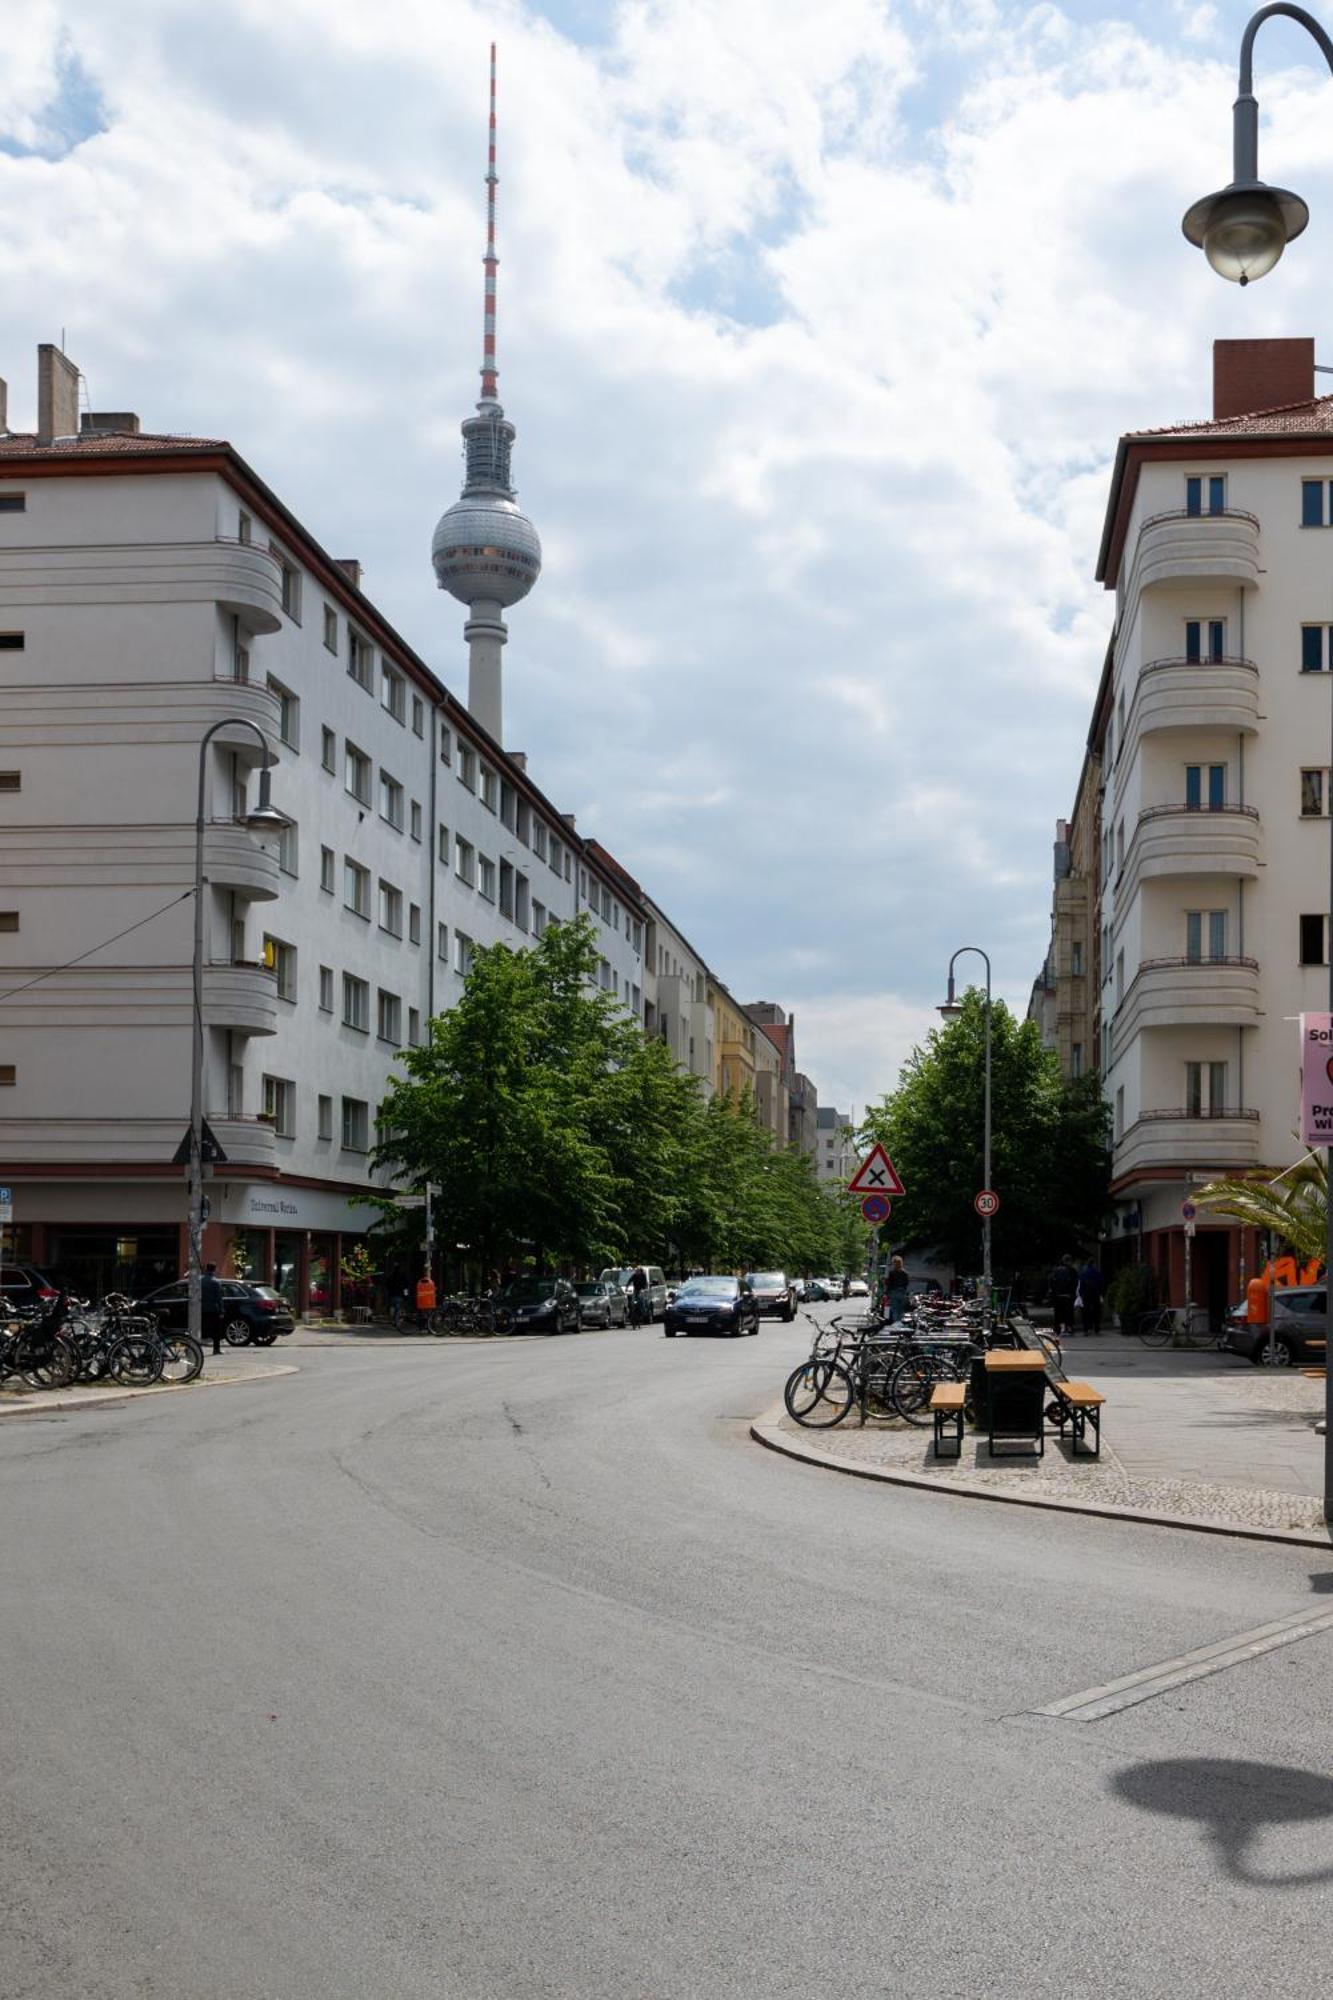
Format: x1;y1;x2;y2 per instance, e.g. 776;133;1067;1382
0;888;193;1005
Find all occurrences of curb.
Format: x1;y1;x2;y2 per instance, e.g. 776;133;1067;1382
750;1409;1333;1551
0;1363;298;1417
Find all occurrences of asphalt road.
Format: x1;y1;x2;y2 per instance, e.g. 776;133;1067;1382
3;1311;1332;1999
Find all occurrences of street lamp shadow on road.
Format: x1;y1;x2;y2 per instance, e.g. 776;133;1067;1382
1112;1758;1333;1888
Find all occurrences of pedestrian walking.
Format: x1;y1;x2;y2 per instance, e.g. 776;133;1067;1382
201;1261;224;1357
1047;1254;1078;1339
628;1265;649;1326
885;1255;910;1325
1078;1257;1104;1336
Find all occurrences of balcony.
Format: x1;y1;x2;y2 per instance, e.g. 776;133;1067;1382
1112;956;1260;1060
209;1115;278;1171
1115;1106;1261;1181
1124;656;1260;764
210;538;284;635
203;821;281;901
201;961;278;1037
1132;508;1261;594
1119;804;1260;902
204;674;281;760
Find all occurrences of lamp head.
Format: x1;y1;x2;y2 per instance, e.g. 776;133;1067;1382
938;973;961;1020
244;763;287;832
1182;179;1308;285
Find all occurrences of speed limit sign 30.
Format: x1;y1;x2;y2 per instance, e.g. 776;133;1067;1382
974;1190;1000;1218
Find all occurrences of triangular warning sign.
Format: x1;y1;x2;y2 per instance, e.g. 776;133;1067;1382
847;1142;905;1197
171;1118;228;1167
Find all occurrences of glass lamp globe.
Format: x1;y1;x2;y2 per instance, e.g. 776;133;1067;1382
1183;182;1308;287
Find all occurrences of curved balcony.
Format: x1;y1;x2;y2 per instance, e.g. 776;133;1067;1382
209;1115;278;1171
1115;1107;1260;1180
1112;956;1260;1060
204;675;281;760
203;821;281;901
1133;508;1261;593
1119;804;1260;901
210;539;284;635
1126;656;1260;758
202;961;278;1037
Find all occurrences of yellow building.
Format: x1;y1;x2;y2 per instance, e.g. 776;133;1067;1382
709;979;757;1106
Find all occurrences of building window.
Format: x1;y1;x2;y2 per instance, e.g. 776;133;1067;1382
277;819;298;878
1115;820;1124;874
439;723;452;765
515;873;530;931
238;510;252;543
378;880;403;936
268;677;299;750
1071;1043;1083;1078
412;695;425;737
319;965;334;1011
1185;1060;1228;1117
379;770;404;830
1302;768;1327;817
533;821;548;862
0;632;26;650
1185;910;1227;961
316;1094;333;1141
437;920;449;961
261;1074;296;1137
1185;474;1225;516
1300;914;1327;965
1185;763;1225;809
320;845;335;894
478;856;496;902
348;629;373;691
269;546;301;622
321;727;336;774
346;742;371;806
480;764;497;812
1302;479;1333;527
532;900;547;937
0;493;25;514
454;932;474;976
0;772;19;791
408;902;421;945
344;858;370;917
1302;626;1332;674
1114;1087;1124;1141
0;910;16;931
1115;949;1124;1005
549;837;562;878
1070;940;1083;976
377;989;402;1045
341;1097;369;1151
516;800;530;846
262;934;297;1001
437;823;450;867
408;1007;421;1047
499;858;514;919
342;974;369;1031
458;746;476;791
381;663;406;723
455;837;475;887
501;781;516;831
323;605;338;652
410;800;422;843
1184;619;1224;663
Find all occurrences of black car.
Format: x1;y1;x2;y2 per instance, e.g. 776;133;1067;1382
1224;1285;1328;1367
495;1277;580;1334
664;1276;759;1338
138;1278;295;1346
0;1263;61;1313
744;1271;797;1321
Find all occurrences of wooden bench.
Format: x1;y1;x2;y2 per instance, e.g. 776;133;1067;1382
1045;1379;1105;1458
929;1381;966;1459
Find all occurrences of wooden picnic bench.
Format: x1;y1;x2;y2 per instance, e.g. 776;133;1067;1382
1044;1379;1105;1458
929;1380;966;1459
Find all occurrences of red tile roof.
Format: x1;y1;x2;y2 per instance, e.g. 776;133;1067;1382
1128;393;1333;442
0;430;226;456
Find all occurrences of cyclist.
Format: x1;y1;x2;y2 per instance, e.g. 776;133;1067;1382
627;1266;650;1326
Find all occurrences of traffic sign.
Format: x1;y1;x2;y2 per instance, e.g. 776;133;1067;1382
0;1184;12;1225
847;1143;906;1197
171;1119;228;1167
1180;1200;1197;1222
974;1189;1000;1218
861;1193;892;1225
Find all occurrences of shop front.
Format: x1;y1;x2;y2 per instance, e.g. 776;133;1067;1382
215;1183;374;1318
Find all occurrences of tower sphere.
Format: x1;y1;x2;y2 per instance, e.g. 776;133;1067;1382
431;490;542;611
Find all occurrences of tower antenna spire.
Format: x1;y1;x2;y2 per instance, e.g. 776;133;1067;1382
481;40;499;405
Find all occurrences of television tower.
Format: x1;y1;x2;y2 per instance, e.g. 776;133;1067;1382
431;43;541;747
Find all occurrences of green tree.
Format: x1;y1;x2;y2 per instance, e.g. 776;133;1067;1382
859;990;1110;1274
1196;1152;1326;1265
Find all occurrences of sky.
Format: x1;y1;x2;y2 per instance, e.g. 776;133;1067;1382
4;0;1333;1115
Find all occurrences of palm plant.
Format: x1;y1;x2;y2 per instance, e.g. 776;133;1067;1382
1195;1151;1327;1266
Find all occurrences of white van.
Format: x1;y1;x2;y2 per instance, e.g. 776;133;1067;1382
599;1265;668;1322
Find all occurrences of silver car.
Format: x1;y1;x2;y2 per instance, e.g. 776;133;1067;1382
575;1280;628;1329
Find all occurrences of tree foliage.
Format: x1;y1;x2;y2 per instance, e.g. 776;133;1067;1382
858;990;1110;1274
1196;1153;1327;1265
369;916;862;1276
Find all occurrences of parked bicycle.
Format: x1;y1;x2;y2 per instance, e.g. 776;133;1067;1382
1137;1304;1222;1350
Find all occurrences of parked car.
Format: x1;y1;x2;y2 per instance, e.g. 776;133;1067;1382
495;1276;580;1334
0;1263;61;1313
1224;1285;1328;1367
664;1276;760;1338
599;1265;668;1321
800;1279;833;1302
743;1271;797;1321
574;1280;628;1329
138;1278;295;1345
846;1278;870;1298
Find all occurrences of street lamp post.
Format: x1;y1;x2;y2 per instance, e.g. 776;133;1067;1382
939;947;993;1318
1182;2;1333;1517
188;719;285;1352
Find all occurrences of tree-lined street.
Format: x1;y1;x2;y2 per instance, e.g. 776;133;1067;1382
3;1325;1331;1999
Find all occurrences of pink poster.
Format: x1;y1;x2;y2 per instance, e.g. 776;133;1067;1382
1300;1013;1333;1148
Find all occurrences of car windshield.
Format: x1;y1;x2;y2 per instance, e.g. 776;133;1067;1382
748;1273;785;1288
1276;1292;1324;1316
503;1280;554;1302
574;1283;603;1298
600;1269;632;1287
680;1279;737;1300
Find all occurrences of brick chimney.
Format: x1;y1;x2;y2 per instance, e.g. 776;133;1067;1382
37;344;80;442
335;558;362;589
80;411;140;436
1214;337;1314;420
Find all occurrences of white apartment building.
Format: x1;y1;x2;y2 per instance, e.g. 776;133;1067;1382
1093;336;1333;1317
642;896;714;1098
815;1105;856;1185
0;348;674;1307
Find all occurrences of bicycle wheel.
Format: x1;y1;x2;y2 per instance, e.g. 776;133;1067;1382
1138;1310;1173;1348
159;1335;204;1384
890;1352;958;1426
21;1334;75;1390
783;1359;855;1428
108;1335;164;1386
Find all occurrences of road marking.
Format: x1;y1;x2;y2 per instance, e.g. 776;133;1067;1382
1037;1604;1333;1722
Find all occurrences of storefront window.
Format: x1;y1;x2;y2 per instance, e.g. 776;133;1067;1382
273;1231;301;1308
308;1235;334;1314
228;1230;268;1285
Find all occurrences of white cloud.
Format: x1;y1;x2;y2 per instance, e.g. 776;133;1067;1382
4;0;1333;1111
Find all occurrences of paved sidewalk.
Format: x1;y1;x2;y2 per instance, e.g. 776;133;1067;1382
0;1351;297;1415
754;1331;1332;1546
